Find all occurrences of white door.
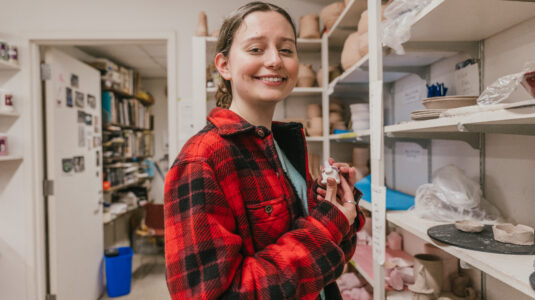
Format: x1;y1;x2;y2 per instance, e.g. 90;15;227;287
43;48;103;300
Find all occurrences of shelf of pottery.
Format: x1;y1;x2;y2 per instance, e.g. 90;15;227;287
0;39;22;162
318;0;535;299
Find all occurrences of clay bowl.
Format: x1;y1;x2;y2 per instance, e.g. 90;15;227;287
422;96;478;109
455;220;484;233
492;223;534;245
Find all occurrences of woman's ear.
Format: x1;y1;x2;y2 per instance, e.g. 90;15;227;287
215;53;231;80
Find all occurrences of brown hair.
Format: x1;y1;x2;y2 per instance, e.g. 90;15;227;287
215;1;297;108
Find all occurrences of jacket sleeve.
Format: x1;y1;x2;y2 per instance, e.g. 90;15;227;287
165;159;355;299
307;177;365;264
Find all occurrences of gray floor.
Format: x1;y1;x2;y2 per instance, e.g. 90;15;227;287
101;254;170;300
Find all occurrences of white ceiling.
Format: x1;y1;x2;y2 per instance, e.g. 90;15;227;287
77;43;167;78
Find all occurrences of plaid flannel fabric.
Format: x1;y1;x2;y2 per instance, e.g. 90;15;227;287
164;108;365;299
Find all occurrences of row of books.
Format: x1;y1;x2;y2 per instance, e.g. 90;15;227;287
102;91;151;129
91;58;138;95
103;130;153;159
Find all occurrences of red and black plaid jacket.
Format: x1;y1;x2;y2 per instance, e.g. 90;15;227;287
164;108;364;299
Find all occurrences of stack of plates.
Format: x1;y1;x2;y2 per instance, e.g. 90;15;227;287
422;95;478;109
410;109;446;120
410;95;478;121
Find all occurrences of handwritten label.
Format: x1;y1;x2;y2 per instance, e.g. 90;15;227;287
454;63;480;96
371;184;386;265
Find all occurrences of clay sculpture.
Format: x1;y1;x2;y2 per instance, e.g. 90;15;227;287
341;31;362;70
492;223;535;245
320;2;346;32
297;64;316;87
455;220;484;233
196;11;208;37
299;14;321;39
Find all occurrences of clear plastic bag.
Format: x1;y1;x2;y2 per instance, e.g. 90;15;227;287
382;0;435;55
477;60;535;105
412;165;502;222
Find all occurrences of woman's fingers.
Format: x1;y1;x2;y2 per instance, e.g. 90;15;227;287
325;177;337;203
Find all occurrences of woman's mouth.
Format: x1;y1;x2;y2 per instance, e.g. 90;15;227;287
254;76;287;86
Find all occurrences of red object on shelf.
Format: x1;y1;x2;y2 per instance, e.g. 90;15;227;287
521;70;535;98
352;244;413;290
103;180;111;191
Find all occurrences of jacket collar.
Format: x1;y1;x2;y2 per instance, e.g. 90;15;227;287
207;107;303;136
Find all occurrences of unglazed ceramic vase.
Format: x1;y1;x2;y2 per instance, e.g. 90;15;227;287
449;273;471;297
320;2;346;31
307;103;321;119
493;223;535;245
358;32;369;57
409;254;443;298
387;231;403;250
196;11;208;37
299;14;321;39
341;31;362;70
297;64;316;87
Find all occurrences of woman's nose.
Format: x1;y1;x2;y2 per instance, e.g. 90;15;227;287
264;48;282;69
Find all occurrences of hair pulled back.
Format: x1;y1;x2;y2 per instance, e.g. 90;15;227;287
215;1;297;108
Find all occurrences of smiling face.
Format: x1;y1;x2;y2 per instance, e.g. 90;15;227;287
216;11;299;108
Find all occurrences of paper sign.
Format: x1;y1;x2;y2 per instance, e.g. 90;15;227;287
372;184;386;265
400;142;425;163
400;85;422;105
454;63;480;96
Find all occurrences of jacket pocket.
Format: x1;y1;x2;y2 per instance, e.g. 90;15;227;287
245;197;291;250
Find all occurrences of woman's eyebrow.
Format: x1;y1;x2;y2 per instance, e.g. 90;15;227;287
242;36;295;44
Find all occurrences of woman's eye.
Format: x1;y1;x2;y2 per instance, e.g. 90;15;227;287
280;49;293;54
249;48;262;53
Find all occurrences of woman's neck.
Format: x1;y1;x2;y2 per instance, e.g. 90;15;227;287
229;99;276;130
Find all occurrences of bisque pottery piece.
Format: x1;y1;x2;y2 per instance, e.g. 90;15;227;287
358;10;369;34
307;104;321;118
210;29;220;38
386;268;405;291
455;220;484;233
341;31;362;70
358;32;369;57
299;14;321;39
449;273;470;297
409;254;443;298
196;11;208;37
493;223;535;245
387;230;403;250
307;116;323;136
424;243;458;292
320;2;346;31
297;64;316;87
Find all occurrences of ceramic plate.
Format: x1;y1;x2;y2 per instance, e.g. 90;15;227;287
422;96;478;109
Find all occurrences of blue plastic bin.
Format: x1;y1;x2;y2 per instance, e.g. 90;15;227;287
105;247;134;297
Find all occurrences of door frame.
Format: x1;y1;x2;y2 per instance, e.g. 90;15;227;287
27;31;178;300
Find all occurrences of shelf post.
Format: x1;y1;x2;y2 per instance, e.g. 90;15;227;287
321;34;330;160
368;0;386;299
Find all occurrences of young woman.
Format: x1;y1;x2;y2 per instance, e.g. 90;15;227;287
164;2;364;299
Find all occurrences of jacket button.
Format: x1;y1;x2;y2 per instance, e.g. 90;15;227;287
265;205;273;214
256;128;265;138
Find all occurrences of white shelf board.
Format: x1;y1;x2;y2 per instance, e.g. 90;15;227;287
0;155;23;162
291;87;322;96
306;136;324;142
328;54;369;94
387;211;535;298
409;0;535;42
385;100;535;134
0;60;20;71
326;0;368;48
0;111;19;117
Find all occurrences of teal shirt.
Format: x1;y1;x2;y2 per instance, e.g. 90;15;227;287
273;140;325;300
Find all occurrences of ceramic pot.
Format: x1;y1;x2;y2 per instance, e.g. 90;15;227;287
424;243;458;292
353;147;369;167
307;117;323;136
307;104;321;119
196;11;208;37
493;223;535;245
341;31;362;70
387;231;403;250
409;254;443;298
211;29;220;38
358;31;369;57
298;64;316;87
449;273;471;297
320;2;346;32
299;14;321;39
358;10;369;34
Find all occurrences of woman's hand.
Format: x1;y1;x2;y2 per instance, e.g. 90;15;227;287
316;157;357;202
323;176;357;225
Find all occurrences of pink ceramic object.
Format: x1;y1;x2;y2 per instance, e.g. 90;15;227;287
299;14;321;39
386;268;405;291
196;11;208;37
341;288;360;300
359;287;373;300
358;32;369;57
336;272;365;291
387;231;403;250
320;2;346;31
399;266;415;284
521;70;535;98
